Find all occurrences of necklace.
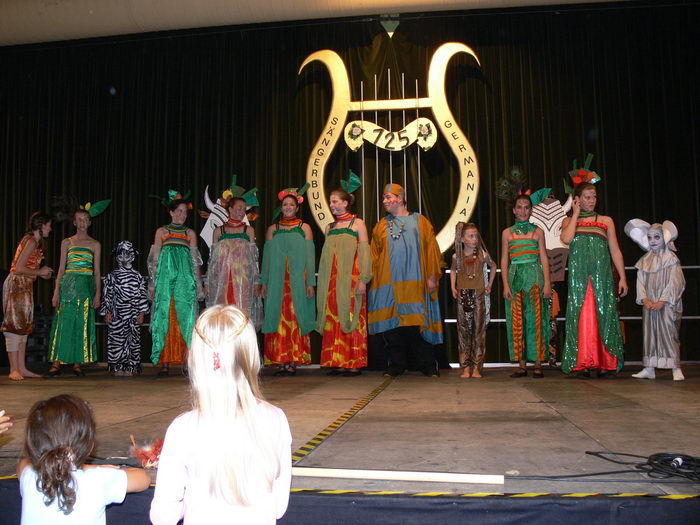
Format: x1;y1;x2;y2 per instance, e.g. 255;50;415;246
279;217;302;227
511;220;536;236
463;248;478;279
333;212;355;222
579;210;596;218
167;222;187;232
225;218;245;229
388;217;405;240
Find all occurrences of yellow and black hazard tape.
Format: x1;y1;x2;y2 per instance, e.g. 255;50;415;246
290;488;700;499
292;377;393;463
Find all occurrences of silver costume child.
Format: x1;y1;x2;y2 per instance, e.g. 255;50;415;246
624;220;685;381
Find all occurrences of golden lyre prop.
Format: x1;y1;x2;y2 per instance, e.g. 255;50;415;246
299;42;481;253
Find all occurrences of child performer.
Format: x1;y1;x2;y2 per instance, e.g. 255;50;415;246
18;394;150;524
500;194;551;378
1;211;53;380
101;241;150;376
450;222;497;378
625;220;685;381
149;305;292;524
48;200;110;377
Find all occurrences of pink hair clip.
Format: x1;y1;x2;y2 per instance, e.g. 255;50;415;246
213;352;221;371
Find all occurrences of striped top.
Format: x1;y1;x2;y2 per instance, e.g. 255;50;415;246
508;230;539;264
219;232;250;242
575;220;608;240
65;247;94;275
328;227;358;239
162;224;191;247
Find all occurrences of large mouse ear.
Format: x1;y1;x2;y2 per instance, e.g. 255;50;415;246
624;219;651;251
662;220;678;251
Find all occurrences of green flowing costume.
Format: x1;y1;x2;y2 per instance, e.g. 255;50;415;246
149;225;198;365
505;222;549;362
561;217;624;373
260;226;316;336
48;246;97;363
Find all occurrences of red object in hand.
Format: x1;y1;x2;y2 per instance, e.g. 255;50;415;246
130;435;164;469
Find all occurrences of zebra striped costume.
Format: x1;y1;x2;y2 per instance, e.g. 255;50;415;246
101;266;150;374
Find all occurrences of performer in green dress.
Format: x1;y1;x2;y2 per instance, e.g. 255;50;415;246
48;200;110;376
260;184;316;376
148;191;204;376
560;160;627;377
500;194;551;378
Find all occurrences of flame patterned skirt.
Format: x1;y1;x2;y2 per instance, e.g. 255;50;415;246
264;263;311;365
320;254;367;369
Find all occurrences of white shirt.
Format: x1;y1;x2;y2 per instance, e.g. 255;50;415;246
150;402;292;525
20;466;127;525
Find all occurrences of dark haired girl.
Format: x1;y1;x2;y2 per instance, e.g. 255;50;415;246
18;394;149;523
148;198;204;375
1;212;53;380
500;195;551;377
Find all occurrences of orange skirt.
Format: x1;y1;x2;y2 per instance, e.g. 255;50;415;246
320;254;367;369
264;264;311;365
158;297;187;365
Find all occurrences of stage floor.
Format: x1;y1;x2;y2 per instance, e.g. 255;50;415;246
2;364;700;496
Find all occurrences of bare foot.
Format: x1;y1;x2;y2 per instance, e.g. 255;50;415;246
20;369;42;378
472;370;482;378
459;368;471;378
9;371;24;381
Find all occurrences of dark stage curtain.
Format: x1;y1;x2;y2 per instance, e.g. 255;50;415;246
0;1;698;363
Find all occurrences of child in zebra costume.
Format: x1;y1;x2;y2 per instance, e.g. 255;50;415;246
101;241;150;376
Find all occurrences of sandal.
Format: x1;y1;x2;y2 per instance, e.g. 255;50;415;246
72;366;86;377
510;368;528;378
533;368;544;378
47;367;61;378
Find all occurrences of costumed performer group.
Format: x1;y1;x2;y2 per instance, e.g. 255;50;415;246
1;159;688;381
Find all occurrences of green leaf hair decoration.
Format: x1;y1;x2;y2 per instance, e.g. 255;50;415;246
529;188;551;207
83;199;111;218
150;189;191;208
226;174;260;207
340;170;362;194
240;188;260;207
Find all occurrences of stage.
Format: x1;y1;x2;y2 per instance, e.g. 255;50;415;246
2;364;700;524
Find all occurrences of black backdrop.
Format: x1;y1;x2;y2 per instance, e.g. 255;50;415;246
1;0;698;363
